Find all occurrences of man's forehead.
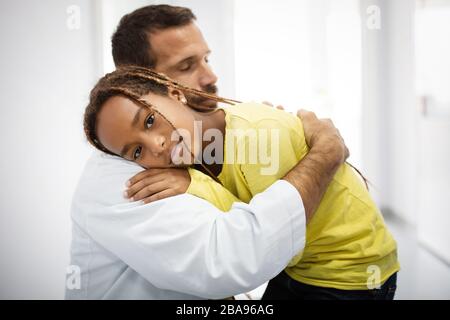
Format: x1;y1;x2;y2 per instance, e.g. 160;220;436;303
148;23;209;68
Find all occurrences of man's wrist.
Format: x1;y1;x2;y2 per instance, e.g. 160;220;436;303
282;137;344;223
311;135;345;170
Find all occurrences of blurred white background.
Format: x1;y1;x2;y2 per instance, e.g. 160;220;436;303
0;0;449;299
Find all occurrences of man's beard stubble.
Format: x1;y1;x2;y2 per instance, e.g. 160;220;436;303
185;83;218;110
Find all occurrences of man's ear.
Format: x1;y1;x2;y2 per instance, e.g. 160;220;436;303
168;88;187;105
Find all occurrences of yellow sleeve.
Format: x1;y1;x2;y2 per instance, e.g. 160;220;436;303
186;167;241;212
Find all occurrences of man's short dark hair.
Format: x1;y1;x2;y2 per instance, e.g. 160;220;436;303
112;4;196;68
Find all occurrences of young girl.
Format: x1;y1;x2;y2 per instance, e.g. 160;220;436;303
84;66;399;299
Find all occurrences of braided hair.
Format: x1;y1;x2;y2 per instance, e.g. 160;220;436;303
84;65;238;154
84;65;239;182
84;65;369;189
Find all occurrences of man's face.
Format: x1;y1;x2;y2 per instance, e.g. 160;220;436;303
149;22;218;108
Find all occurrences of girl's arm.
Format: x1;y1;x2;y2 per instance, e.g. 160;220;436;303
125;167;241;211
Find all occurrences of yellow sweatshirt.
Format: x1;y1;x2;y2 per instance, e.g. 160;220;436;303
187;102;399;290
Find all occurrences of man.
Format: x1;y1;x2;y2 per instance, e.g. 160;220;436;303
66;5;348;299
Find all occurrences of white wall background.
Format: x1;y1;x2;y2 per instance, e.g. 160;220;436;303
384;0;418;226
359;0;418;219
234;0;363;166
360;0;450;264
415;0;450;263
0;0;101;299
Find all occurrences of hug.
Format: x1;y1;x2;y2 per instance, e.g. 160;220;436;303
67;4;399;300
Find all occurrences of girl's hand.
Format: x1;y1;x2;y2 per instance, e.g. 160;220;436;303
124;168;191;204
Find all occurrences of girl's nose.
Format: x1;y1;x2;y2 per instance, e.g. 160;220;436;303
149;134;166;157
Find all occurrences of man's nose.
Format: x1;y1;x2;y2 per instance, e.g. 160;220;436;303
199;62;218;88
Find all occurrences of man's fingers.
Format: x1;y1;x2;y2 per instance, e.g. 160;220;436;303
297;109;318;121
296;109;307;117
262;101;285;110
295;108;349;163
261;101;274;107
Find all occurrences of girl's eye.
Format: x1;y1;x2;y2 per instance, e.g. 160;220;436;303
133;146;142;160
145;114;155;129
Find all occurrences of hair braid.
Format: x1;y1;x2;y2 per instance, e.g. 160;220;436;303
84;66;236;183
121;67;240;108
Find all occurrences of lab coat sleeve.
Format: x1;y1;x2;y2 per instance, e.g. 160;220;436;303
73;152;306;299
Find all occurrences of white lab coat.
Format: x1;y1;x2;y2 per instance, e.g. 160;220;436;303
66;151;306;299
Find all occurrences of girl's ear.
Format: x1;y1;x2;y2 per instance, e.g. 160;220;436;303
168;88;187;105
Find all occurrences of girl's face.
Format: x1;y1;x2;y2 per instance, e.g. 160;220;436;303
96;89;199;168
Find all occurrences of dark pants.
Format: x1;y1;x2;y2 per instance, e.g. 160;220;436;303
262;271;397;300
